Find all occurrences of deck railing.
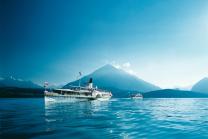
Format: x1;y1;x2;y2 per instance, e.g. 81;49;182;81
66;85;110;93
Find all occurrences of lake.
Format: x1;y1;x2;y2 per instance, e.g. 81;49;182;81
1;98;208;139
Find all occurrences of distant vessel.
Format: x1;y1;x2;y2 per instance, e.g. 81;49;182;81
130;93;143;99
44;78;112;101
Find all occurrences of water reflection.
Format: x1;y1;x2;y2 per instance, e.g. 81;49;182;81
44;99;110;118
44;99;113;139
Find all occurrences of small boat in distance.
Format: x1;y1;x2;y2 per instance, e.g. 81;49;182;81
130;93;143;99
44;78;112;101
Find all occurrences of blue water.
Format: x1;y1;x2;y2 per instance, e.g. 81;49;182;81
1;98;208;139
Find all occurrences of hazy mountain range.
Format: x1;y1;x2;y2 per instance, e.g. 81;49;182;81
0;64;208;98
0;76;43;97
0;76;42;88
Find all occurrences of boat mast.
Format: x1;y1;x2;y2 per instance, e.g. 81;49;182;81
78;72;82;90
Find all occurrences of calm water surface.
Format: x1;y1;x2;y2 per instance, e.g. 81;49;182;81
1;98;208;139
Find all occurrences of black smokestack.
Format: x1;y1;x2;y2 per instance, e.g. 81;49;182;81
89;78;93;83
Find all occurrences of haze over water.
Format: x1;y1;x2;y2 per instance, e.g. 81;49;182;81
1;98;208;139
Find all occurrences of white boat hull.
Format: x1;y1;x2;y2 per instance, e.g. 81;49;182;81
131;97;143;99
44;93;112;103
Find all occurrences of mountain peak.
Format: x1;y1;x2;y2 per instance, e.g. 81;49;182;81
97;64;117;70
64;64;160;96
92;64;121;75
103;64;115;68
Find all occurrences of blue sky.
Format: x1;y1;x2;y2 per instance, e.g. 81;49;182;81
1;0;208;88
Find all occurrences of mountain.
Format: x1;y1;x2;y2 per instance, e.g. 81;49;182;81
0;76;42;89
63;64;160;97
143;89;208;98
191;77;208;93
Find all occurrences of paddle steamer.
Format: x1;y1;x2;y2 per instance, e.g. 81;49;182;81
44;78;112;101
